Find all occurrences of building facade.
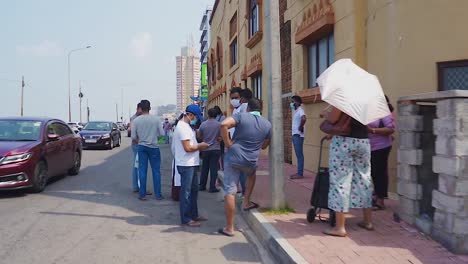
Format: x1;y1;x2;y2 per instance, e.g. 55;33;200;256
199;8;212;108
208;0;468;194
176;46;201;112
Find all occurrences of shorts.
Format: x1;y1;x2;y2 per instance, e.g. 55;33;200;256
223;162;256;195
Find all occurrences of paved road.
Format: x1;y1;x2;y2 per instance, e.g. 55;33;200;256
0;137;262;264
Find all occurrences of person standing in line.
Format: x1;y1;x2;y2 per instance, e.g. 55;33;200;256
290;95;307;179
163;118;172;144
131;100;164;201
130;103;146;193
367;99;395;209
213;105;225;171
218;99;271;237
321;106;373;237
197;108;221;193
172;105;210;227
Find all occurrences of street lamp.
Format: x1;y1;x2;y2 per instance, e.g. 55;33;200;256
67;45;91;122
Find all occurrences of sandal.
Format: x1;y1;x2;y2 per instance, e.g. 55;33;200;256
323;228;347;237
138;197;147;201
218;228;234;237
195;216;208;222
357;221;374;231
243;202;259;211
184;221;201;227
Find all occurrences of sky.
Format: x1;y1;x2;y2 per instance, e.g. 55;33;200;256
0;0;213;122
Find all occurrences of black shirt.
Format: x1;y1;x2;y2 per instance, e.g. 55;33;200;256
346;118;368;139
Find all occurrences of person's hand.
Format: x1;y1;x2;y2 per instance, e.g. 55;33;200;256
216;136;222;142
299;126;304;133
225;139;235;148
325;134;332;140
198;142;210;150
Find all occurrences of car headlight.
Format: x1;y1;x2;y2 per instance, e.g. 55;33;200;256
0;153;32;165
101;134;110;139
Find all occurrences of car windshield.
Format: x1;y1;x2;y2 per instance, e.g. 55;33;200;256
83;122;110;131
0;120;42;141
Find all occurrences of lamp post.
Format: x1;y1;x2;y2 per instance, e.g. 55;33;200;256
67;46;91;122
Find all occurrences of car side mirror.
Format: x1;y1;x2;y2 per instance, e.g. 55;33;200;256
47;134;60;141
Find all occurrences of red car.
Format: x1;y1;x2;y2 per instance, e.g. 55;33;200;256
0;117;82;192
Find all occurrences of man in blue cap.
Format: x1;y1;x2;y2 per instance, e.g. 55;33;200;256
172;104;210;227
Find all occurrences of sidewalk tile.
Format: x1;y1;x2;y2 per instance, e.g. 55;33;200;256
250;155;468;264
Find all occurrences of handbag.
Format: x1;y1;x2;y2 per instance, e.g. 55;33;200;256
319;113;351;136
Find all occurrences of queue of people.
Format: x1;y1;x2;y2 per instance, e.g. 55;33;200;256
129;78;394;238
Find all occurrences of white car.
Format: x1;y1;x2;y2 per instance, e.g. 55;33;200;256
67;122;83;134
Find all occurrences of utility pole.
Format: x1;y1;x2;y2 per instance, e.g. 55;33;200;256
21;76;25;116
265;0;286;209
79;81;84;123
121;88;124;122
115;103;118;122
86;99;90;122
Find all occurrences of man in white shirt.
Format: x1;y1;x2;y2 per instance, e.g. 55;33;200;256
131;100;164;200
172;104;209;227
290;95;307;179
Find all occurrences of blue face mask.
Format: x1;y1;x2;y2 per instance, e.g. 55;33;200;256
290;102;296;110
190;117;198;126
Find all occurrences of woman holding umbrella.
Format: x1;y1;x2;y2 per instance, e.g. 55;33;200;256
322;107;374;237
318;59;391;237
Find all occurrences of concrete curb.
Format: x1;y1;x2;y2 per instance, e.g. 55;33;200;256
218;171;308;264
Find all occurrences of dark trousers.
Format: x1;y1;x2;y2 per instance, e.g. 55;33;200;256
371;146;392;199
199;150;221;191
177;166;199;224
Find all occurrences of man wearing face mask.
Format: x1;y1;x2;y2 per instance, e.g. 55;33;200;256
172;104;210;227
290;95;307;179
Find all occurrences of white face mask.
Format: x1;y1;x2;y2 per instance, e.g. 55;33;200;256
230;99;240;108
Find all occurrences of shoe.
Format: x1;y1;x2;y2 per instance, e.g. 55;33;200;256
208;189;220;193
138;197;147;201
155;196;165;200
290;174;304;179
195;216;208;222
184;220;201;227
199;187;207;191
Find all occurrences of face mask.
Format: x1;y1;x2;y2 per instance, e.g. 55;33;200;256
190;117;198;126
230;99;240;108
249;111;261;117
290;102;296;110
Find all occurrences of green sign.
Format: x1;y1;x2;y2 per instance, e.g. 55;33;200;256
201;88;208;100
201;63;207;86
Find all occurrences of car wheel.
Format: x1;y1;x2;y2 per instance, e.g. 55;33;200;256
68;152;81;175
31;161;48;193
116;136;121;147
108;138;114;150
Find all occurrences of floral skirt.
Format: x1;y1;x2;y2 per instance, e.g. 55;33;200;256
328;136;373;212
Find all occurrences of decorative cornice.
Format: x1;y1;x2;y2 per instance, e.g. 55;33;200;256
246;52;263;77
295;0;334;45
241;65;247;81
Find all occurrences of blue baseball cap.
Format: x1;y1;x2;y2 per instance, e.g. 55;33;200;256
185;104;204;121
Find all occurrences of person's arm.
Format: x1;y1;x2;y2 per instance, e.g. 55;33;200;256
221;117;237;148
299;114;307;133
368;116;395;136
196;127;203;142
131;121;138;144
324;106;342;124
181;140;209;152
261;139;271;149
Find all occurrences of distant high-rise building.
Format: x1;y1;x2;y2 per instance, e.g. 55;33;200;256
199;8;212;108
176;45;201;112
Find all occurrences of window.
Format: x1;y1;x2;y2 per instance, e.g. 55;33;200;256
437;60;468;91
252;74;262;100
230;12;237;40
211;56;216;82
216;41;223;77
307;34;334;88
249;0;259;38
230;38;238;67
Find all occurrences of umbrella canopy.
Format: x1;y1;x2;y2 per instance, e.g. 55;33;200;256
317;59;390;125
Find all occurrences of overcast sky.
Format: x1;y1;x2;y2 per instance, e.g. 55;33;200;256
0;0;213;122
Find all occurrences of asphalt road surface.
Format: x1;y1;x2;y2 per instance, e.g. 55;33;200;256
0;137;262;264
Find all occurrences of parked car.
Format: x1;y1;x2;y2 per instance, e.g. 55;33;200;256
116;122;126;131
79;121;121;149
0;117;82;192
67;122;83;133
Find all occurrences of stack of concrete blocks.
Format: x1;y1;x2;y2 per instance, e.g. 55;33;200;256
432;98;468;254
397;102;424;225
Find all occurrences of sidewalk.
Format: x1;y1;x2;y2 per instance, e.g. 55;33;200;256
246;155;468;264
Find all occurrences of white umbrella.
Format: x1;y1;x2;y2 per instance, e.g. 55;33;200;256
317;59;390;125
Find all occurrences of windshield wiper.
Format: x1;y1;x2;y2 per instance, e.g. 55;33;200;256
15;139;37;141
